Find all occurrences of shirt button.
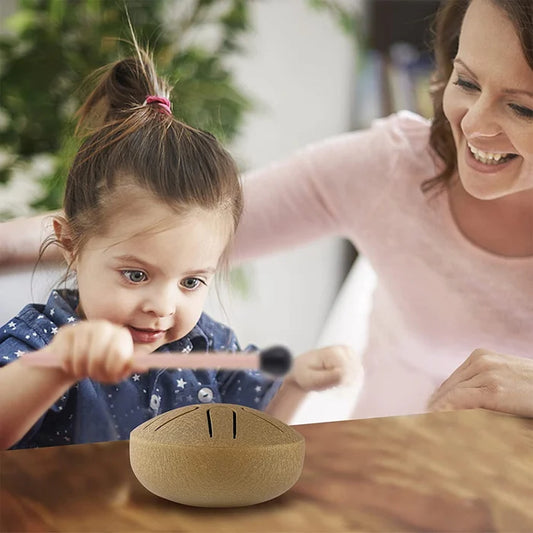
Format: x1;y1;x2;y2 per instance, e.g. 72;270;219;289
198;387;214;403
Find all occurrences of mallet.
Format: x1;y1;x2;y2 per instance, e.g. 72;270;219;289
20;345;293;377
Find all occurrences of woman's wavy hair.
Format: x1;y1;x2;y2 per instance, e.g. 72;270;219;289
424;0;533;193
42;40;242;275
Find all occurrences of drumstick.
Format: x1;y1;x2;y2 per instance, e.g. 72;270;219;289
20;345;293;377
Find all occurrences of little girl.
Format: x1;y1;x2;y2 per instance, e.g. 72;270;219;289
0;49;351;450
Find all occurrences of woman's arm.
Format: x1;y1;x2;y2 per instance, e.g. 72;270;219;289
2;115;413;268
233;114;413;263
0;211;62;267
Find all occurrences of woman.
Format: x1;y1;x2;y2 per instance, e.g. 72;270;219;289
233;0;533;418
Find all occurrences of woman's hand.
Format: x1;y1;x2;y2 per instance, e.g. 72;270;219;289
286;345;360;392
42;320;135;384
428;348;533;418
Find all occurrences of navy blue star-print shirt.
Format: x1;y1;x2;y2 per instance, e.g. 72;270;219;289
0;290;281;449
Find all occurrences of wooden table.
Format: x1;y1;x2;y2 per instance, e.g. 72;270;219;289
1;409;532;532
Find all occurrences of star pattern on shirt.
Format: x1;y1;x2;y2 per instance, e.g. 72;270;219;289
132;374;141;382
67;316;76;323
15;350;25;358
176;377;187;389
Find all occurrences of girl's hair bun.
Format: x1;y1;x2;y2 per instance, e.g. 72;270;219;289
77;49;170;131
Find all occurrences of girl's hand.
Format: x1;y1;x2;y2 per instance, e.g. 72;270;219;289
42;320;135;384
428;348;533;418
286;345;359;392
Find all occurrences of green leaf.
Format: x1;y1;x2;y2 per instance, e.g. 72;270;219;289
4;10;37;33
49;0;66;25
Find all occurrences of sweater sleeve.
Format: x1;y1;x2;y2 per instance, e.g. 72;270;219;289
232;111;431;262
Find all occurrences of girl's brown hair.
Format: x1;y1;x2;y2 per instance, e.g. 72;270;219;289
50;46;242;264
424;0;533;193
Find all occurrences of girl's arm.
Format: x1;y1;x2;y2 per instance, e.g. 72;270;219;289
0;320;135;449
264;378;307;423
265;345;358;423
0;356;75;449
0;211;62;267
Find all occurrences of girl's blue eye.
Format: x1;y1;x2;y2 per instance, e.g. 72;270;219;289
509;103;533;119
123;270;147;283
181;278;204;290
453;77;479;91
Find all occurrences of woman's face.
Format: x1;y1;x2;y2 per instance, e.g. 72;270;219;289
442;0;533;199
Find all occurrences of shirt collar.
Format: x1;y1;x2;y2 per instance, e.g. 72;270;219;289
44;289;80;327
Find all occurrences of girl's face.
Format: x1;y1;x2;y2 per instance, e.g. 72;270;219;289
442;0;533;199
68;191;231;353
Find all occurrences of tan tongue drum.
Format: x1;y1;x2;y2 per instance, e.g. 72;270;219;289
129;403;305;507
127;347;304;507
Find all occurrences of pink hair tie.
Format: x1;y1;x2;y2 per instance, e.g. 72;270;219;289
144;95;172;116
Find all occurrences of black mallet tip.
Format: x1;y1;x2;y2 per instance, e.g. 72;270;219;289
259;346;293;377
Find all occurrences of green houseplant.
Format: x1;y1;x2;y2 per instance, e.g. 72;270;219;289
0;0;252;219
0;0;357;222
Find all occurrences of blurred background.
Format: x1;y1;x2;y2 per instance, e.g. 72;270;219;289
0;0;439;357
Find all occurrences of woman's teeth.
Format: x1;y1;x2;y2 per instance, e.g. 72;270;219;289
468;143;514;165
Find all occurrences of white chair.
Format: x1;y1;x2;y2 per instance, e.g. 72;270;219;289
289;255;377;425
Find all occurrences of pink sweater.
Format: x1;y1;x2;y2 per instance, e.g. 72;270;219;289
235;111;533;418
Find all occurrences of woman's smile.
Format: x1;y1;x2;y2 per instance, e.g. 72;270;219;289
463;140;519;174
